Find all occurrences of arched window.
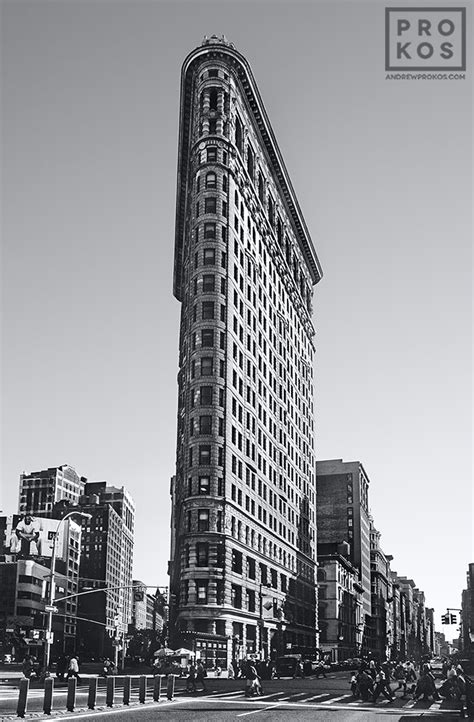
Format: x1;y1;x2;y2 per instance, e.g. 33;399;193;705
317;568;326;582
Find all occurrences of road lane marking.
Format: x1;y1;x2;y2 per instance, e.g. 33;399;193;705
237;702;283;717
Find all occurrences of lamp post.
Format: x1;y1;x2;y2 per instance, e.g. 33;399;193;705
44;511;92;671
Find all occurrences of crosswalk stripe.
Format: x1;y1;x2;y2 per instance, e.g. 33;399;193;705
301;693;331;702
321;694;352;704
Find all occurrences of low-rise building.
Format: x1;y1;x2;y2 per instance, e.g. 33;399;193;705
317;542;364;662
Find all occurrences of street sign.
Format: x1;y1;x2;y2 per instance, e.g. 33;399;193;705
6;629;14;633
44;605;58;613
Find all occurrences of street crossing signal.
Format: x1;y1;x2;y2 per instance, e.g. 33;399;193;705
441;613;450;624
450;613;457;624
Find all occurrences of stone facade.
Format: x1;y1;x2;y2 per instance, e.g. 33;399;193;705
169;35;322;670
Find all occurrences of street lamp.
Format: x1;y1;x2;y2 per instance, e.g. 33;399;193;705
44;511;92;671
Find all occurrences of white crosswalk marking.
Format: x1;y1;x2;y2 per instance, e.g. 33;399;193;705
301;693;331;702
321;693;352;704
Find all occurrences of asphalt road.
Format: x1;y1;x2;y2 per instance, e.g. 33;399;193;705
0;672;463;721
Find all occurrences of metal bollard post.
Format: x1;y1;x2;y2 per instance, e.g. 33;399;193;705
123;676;131;705
16;677;29;718
106;676;115;707
43;676;54;715
153;675;162;702
88;677;97;709
138;674;146;704
66;676;77;712
167;674;175;700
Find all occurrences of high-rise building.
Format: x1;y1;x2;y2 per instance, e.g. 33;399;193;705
18;465;86;516
169;35;323;669
74;482;135;660
316;459;372;621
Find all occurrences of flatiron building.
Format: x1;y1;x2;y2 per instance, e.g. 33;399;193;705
169;35;323;670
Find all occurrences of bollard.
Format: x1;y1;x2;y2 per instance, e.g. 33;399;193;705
87;677;97;710
66;676;77;712
138;674;146;704
153;675;162;702
16;677;29;718
166;674;175;701
106;676;115;707
123;676;131;705
43;676;54;715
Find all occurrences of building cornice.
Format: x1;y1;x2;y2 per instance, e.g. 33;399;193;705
174;39;323;300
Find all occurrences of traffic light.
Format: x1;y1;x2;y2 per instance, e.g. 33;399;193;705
450;614;457;624
441;613;450;624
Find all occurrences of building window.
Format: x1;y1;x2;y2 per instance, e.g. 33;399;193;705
232;549;243;574
198;446;211;465
201;357;213;376
196;543;209;567
235;116;243;155
196;580;208;604
203;248;216;265
231;584;242;608
199;476;210;494
200;386;213;405
206;172;217;189
202;274;215;292
202;302;215;320
247;144;254;180
201;329;214;347
247;556;256;579
204;222;216;239
197;509;210;531
207;147;217;162
247;589;256;612
205;197;217;214
258;173;264;203
199;415;212;434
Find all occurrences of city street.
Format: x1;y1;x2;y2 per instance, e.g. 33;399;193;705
0;672;463;721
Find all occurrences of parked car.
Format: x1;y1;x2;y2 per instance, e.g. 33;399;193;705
275;655;300;677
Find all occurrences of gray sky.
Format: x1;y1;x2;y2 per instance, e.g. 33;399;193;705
1;0;472;642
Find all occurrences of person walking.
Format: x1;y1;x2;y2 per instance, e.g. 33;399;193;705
372;665;394;704
356;669;374;701
67;655;81;683
196;661;207;692
186;662;197;692
55;655;67;681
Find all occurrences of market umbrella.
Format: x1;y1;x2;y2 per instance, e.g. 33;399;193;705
154;648;175;657
174;648;194;656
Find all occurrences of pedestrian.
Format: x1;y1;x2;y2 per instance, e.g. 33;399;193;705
227;662;235;680
414;664;439;701
186;662;197;692
67;655;81;683
350;672;359;698
314;661;327;678
372;665;394;703
55;655;67;681
293;656;305;679
453;665;469;718
244;660;262;697
356;669;374;701
394;662;409;697
196;660;207;692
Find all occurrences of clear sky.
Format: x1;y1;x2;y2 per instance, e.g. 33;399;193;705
1;0;472;644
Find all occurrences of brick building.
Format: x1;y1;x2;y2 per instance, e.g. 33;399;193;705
168;35;323;669
316;460;372;628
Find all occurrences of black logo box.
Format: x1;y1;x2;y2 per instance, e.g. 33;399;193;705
385;7;466;71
